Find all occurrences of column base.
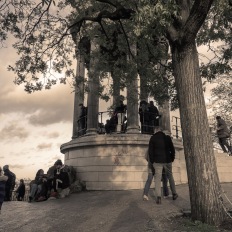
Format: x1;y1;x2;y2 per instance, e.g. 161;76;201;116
126;126;140;134
86;128;98;135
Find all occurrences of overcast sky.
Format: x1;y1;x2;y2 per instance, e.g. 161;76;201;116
0;35;77;179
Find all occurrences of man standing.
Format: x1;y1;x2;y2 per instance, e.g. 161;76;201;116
216;116;231;155
3;165;16;201
148;101;159;134
149;127;178;204
114;100;127;133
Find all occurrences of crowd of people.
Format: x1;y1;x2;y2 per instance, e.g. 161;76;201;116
28;159;74;202
0;159;76;214
77;100;160;135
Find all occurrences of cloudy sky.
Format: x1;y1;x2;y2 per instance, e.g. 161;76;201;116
0;36;77;179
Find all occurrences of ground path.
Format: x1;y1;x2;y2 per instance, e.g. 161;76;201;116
1;183;232;232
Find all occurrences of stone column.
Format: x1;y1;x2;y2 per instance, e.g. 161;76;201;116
111;70;121;108
159;100;171;135
72;52;85;139
126;44;140;134
86;40;99;135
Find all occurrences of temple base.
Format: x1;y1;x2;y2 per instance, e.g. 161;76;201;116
60;134;185;190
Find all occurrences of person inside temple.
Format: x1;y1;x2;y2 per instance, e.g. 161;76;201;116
148;101;159;134
114;100;127;132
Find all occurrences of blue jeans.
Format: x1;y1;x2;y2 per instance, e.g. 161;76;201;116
143;170;169;197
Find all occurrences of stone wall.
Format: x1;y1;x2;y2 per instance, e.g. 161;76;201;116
61;134;231;190
61;134;184;190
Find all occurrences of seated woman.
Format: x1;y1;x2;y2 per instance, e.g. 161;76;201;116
16;179;26;201
29;169;48;202
52;160;70;198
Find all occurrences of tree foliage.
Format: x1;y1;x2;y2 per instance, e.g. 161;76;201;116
207;76;232;122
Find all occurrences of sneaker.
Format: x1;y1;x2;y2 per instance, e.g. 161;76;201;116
173;194;178;200
163;195;169;199
156;196;161;204
36;196;46;202
143;195;149;201
50;191;58;198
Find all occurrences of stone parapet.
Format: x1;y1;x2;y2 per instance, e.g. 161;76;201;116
61;134;184;190
61;134;232;190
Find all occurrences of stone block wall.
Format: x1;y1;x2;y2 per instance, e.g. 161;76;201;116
61;134;184;190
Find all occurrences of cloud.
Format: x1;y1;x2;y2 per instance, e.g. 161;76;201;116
45;131;60;138
0;49;74;126
0;122;29;140
28;108;72;126
37;143;52;150
7;164;26;170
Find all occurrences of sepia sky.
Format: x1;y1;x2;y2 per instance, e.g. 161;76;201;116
0;34;216;180
0;40;75;179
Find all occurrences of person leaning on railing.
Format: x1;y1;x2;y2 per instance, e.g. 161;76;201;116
216;116;232;155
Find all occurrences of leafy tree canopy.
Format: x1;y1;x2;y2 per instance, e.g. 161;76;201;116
1;0;232;107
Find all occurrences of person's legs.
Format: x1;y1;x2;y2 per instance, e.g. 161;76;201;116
29;184;38;199
221;138;231;153
164;163;178;199
143;173;154;198
153;163;163;200
219;138;228;152
162;168;169;197
4;186;11;201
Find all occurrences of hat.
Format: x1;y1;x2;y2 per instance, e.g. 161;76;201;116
3;165;9;171
55;159;63;166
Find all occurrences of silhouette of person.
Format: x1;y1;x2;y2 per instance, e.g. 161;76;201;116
216;116;231;154
149;127;178;204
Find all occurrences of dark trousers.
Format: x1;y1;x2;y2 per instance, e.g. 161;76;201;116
4;186;13;201
219;137;231;153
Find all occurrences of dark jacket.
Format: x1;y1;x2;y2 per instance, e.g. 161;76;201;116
4;169;16;189
16;184;25;198
216;118;230;138
149;131;175;164
148;104;159;121
54;166;70;189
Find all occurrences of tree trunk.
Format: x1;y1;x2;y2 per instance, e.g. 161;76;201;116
171;41;226;225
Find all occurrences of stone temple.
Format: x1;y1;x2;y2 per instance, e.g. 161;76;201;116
60;39;232;190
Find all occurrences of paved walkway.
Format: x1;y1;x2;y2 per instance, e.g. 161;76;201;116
1;183;232;232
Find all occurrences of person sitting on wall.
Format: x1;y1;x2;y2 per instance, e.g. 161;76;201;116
29;169;48;202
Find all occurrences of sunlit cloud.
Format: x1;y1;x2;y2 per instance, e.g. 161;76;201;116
37;143;53;150
45;131;60;138
0;122;29;140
